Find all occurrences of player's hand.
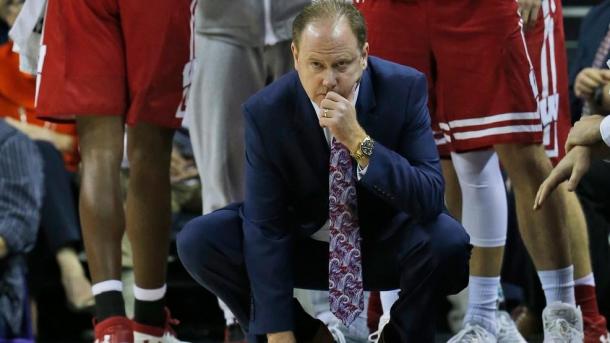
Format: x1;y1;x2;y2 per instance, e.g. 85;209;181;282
319;90;367;154
267;331;296;343
534;146;592;210
0;0;23;26
565;115;604;153
574;68;610;99
517;0;541;29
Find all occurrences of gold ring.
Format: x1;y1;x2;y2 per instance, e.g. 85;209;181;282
323;109;329;118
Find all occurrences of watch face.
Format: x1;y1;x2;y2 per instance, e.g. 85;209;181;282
361;138;374;156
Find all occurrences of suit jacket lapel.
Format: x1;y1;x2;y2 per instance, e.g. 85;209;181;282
293;77;330;156
355;66;376;128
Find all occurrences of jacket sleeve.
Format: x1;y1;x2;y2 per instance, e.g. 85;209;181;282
240;106;295;335
0;129;43;255
359;73;445;221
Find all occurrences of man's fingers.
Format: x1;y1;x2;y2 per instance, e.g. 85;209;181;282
324;91;347;103
581;75;603;89
534;180;552;210
534;171;563;209
320;99;340;111
600;69;610;81
582;68;606;82
581;114;604;121
520;7;531;27
575;84;595;98
565;140;574;154
534;160;572;209
566;160;588;192
319;116;330;127
529;4;540;27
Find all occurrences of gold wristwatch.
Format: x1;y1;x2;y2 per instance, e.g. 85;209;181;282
352;135;374;163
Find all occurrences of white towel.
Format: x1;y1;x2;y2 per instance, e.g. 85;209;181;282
9;0;47;75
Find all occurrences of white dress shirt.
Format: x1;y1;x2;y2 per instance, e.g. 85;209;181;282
600;115;610;147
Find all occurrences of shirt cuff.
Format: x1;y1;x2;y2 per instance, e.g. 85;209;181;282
356;163;368;180
600;116;610;147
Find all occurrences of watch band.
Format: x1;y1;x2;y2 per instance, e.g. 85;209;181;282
351;135;373;163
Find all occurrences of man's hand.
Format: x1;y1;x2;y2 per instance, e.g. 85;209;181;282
267;331;297;343
0;0;23;26
534;146;592;210
517;0;541;29
565;115;604;153
5;117;75;152
319;91;367;154
574;68;610;99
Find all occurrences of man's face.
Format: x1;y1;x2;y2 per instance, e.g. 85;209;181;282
291;17;368;106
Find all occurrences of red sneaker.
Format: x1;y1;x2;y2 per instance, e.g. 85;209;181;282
132;308;188;343
583;314;610;343
94;316;134;343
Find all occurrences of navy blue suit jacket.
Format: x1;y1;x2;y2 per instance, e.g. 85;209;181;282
241;56;444;334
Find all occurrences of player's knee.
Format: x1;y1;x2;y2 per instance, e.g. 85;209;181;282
496;143;552;185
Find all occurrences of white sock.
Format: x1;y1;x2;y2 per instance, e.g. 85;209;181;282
380;290;399;319
92;280;123;296
537;265;575;305
133;284;166;302
574;273;596;287
463;276;500;335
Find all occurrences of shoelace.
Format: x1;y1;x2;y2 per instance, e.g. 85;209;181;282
496;312;524;342
166;316;180;336
545;318;584;342
449;324;491;343
368;316;390;343
327;324;347;343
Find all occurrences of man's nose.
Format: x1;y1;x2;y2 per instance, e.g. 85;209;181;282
322;70;337;89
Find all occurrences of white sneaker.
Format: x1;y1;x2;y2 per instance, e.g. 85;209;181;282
496;311;526;343
447;323;497;343
133;331;189;343
368;315;390;343
542;302;584;343
327;323;347;343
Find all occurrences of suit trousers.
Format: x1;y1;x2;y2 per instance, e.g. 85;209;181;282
186;36;293;215
177;203;471;342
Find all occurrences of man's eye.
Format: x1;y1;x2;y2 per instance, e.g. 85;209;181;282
311;62;322;69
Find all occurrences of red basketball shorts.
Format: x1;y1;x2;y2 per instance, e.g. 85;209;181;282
524;0;571;165
358;0;541;155
36;0;191;128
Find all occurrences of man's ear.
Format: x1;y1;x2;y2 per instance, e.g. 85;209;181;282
291;42;299;70
361;42;369;70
